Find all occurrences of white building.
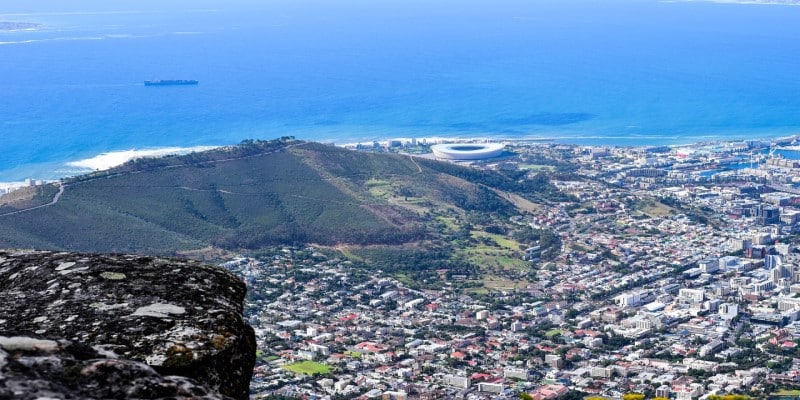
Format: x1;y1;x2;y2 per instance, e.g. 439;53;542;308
477;382;504;394
699;258;720;274
614;292;641;308
678;288;704;303
504;367;531;380
446;375;471;389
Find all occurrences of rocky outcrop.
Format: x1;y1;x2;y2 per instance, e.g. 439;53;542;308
0;336;229;399
0;250;256;400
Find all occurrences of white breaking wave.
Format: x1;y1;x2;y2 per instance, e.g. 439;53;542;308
0;32;200;46
67;146;219;171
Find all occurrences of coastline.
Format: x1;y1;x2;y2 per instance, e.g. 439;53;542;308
341;132;800;150
65;146;219;171
3;132;800;192
0;146;218;195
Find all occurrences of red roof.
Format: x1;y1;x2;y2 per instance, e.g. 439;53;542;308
339;313;358;321
470;373;492;381
355;342;384;352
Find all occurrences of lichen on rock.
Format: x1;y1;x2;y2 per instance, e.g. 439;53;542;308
99;271;126;280
0;250;256;400
0;337;230;399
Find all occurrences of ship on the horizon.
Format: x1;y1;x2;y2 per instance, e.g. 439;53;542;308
144;79;198;86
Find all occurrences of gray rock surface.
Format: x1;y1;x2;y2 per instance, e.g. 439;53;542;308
0;250;256;399
0;336;229;399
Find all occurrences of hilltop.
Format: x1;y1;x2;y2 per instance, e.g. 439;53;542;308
0;139;564;256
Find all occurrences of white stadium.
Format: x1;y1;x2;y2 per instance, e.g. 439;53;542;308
430;143;505;160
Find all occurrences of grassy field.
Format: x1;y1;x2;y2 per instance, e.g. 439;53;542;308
282;361;331;375
459;231;529;271
472;231;520;250
545;329;563;338
366;179;392;199
634;198;677;217
365;178;431;214
773;390;800;396
468;252;529;271
492;189;543;213
466;286;490;295
336;247;364;262
482;276;531;291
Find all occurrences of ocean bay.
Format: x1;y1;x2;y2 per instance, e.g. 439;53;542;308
1;0;799;181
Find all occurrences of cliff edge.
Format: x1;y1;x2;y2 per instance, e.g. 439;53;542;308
0;250;256;399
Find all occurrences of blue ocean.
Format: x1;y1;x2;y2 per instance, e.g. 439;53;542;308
1;0;799;181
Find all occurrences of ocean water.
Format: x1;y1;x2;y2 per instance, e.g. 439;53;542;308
1;0;799;181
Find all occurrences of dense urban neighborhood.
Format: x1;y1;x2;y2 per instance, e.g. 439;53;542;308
224;138;800;400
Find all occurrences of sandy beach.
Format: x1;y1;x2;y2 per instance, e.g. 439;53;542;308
66;146;219;171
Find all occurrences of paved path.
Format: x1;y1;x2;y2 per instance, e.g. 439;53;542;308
0;183;64;217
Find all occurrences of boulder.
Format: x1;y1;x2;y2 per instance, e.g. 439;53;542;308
0;250;256;399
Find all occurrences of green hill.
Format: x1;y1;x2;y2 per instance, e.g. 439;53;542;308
0;139;560;256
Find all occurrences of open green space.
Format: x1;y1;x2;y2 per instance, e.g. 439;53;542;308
466;286;490;295
282;361;331;375
436;216;460;231
482;276;531;290
457;230;529;271
773;390;800;396
633;198;677;217
366;179;392;198
471;231;520;250
545;329;563;338
467;252;529;271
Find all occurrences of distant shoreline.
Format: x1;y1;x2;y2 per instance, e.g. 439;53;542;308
65;146;220;171
0;146;219;195
0;22;41;31
341;132;800;150
2;132;800;192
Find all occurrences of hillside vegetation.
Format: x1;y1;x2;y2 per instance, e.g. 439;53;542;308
0;139;563;256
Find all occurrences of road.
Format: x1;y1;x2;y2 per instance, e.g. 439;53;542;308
0;183;65;217
1;143;428;219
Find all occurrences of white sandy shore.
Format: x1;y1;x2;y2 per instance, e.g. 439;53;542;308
1;146;216;195
3;134;798;192
67;146;219;171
